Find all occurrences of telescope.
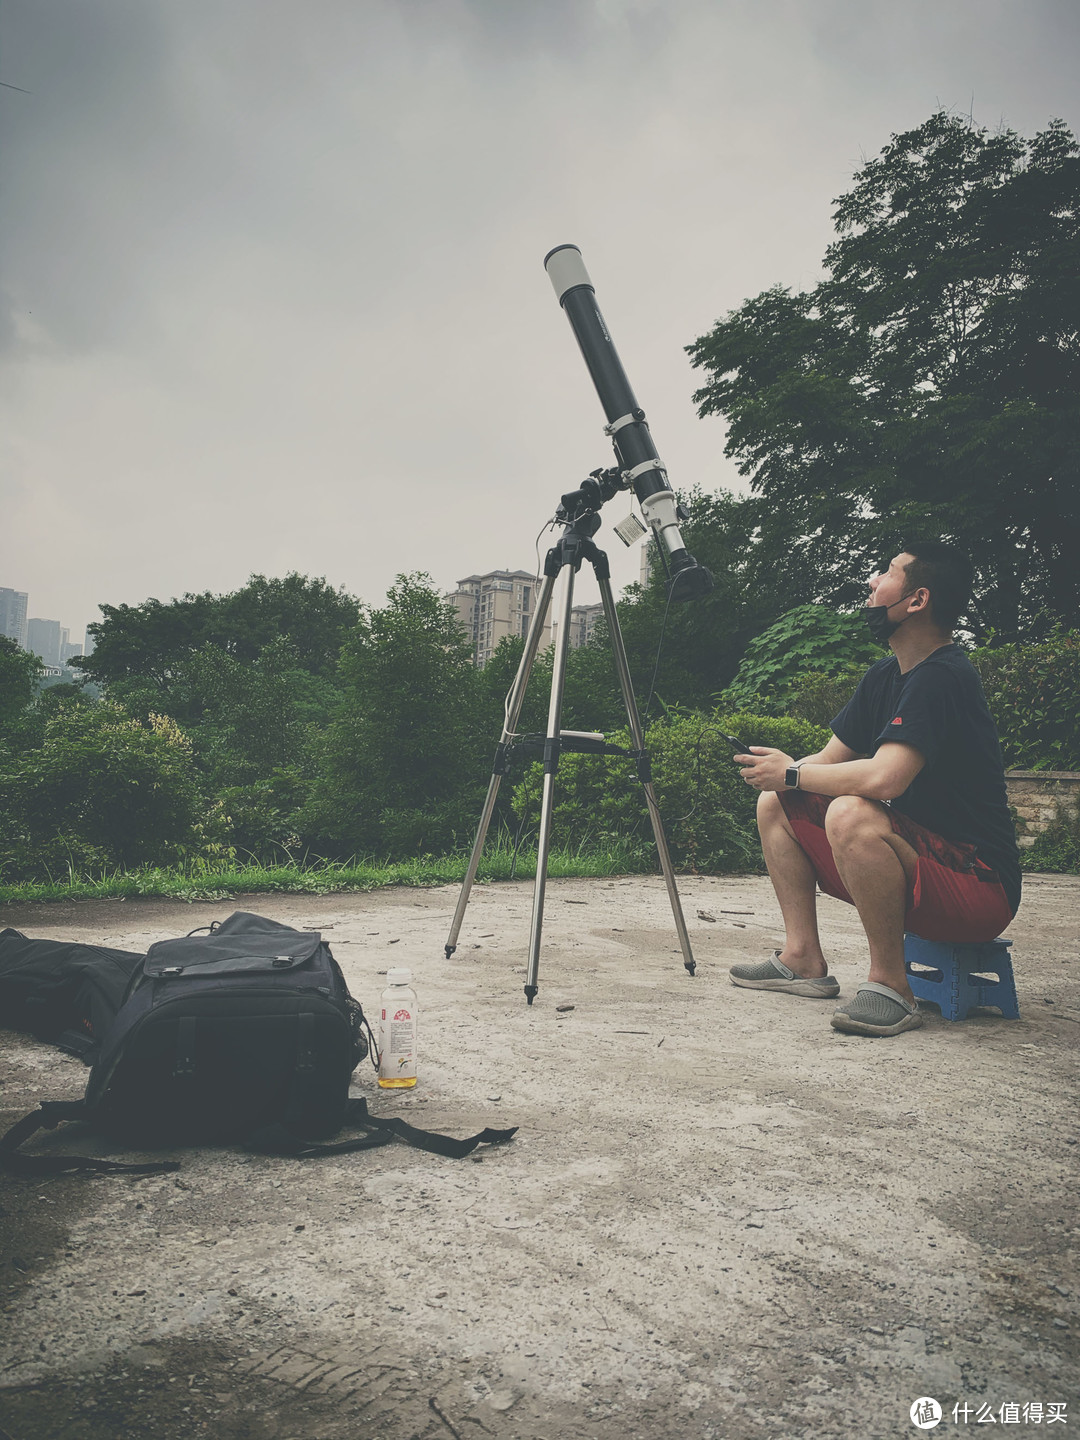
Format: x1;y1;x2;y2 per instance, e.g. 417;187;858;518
443;245;708;1000
544;244;714;601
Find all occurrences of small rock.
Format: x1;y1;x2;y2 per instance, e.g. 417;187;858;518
1052;1284;1070;1296
294;1225;305;1232
866;1325;885;1335
488;1388;521;1412
1052;1319;1069;1330
556;1003;575;1012
487;1094;502;1102
696;910;716;923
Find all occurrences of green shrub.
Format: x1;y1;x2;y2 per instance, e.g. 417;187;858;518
717;605;883;714
0;704;215;881
218;767;308;862
1020;810;1080;874
970;630;1080;771
782;664;866;728
510;711;830;873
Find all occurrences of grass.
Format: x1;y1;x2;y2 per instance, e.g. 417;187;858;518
0;842;658;907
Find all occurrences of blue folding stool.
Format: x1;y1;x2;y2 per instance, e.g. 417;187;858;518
903;934;1019;1021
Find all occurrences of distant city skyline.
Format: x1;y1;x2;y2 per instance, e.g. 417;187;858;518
1;583;85;667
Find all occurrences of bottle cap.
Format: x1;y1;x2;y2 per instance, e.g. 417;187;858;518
386;967;412;986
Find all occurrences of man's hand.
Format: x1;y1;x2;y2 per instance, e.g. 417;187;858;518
736;746;795;792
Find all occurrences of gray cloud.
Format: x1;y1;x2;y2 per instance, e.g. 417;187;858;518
2;0;1077;639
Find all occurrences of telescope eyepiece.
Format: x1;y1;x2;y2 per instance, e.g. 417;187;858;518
667;556;715;603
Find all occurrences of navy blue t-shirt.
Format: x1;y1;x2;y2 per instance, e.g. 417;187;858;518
830;644;1021;915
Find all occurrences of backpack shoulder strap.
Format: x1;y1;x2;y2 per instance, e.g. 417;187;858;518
245;1096;517;1160
0;1101;180;1176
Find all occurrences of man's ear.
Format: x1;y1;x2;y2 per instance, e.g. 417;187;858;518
909;587;930;612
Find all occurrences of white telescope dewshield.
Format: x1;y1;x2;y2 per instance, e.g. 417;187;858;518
543;244;713;601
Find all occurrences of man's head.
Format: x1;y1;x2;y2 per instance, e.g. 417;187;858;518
869;541;974;636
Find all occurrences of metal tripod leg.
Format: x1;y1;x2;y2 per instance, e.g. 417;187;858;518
444;573;558;958
524;566;578;1004
597;573;696;976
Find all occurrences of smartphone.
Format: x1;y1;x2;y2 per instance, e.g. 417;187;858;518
720;732;751;757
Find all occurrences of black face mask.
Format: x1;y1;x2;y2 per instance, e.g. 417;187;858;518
865;591;915;643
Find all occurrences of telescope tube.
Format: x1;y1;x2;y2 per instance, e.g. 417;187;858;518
544;245;713;600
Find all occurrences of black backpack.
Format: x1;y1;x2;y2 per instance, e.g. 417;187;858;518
1;912;515;1175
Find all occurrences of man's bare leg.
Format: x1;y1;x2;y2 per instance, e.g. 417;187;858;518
824;795;919;1002
756;791;828;978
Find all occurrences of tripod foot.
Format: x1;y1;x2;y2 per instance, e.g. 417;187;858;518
445;945;456;958
685;959;696;977
524;986;538;1006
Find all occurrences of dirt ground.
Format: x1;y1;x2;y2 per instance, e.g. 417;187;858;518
1;872;1078;1440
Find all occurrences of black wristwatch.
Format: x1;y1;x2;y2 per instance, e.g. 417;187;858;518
784;763;803;789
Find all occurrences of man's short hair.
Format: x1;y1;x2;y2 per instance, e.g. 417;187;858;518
900;540;974;632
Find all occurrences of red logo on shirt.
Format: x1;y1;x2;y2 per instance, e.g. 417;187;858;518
890;715;903;724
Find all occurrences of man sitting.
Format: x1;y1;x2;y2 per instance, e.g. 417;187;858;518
730;540;1020;1037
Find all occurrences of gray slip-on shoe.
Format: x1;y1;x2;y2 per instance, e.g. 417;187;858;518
729;951;840;999
831;982;923;1037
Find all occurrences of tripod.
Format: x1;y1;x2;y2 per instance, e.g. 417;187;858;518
444;507;696;1003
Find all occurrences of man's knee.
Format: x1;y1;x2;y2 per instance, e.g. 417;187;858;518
756;789;785;834
823;794;885;848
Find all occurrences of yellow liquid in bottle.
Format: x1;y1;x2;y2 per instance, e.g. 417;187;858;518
378;1075;417;1089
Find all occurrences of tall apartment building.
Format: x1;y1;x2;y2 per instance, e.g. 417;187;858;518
551;601;605;654
26;618;63;668
0;587;28;648
444;569;551;667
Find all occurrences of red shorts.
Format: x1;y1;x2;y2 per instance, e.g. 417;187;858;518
778;791;1014;944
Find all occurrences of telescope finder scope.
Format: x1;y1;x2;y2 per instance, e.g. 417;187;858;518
543;244;713;602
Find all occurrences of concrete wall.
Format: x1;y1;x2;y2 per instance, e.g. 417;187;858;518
1004;771;1080;849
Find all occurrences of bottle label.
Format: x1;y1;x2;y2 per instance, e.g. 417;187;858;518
389;1015;413;1053
379;1002;416;1080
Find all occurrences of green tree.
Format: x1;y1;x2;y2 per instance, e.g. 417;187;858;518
74;572;361;712
0;636;43;741
613;489;797;711
301;574;483;858
688;113;1080;640
178;636;340;789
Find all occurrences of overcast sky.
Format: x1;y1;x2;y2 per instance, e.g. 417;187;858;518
2;0;1078;645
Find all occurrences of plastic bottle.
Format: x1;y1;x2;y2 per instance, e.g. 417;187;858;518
378;967;418;1088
